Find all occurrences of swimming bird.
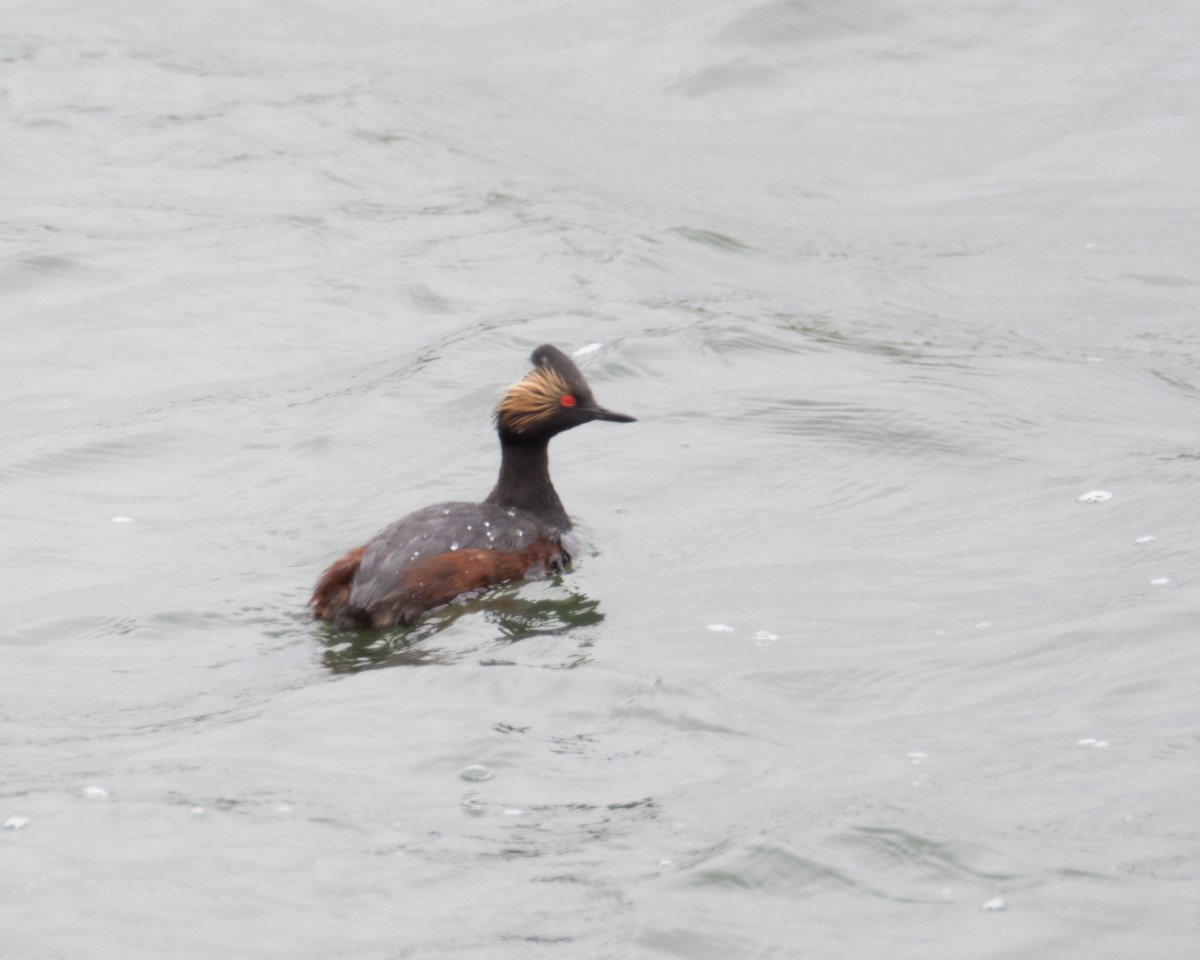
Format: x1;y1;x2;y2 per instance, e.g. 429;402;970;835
311;344;635;629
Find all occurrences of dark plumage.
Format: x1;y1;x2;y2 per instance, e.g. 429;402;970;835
311;344;635;630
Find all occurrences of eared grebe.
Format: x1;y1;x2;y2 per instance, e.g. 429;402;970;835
311;344;635;630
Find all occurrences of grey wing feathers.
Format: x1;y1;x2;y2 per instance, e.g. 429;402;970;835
347;501;557;610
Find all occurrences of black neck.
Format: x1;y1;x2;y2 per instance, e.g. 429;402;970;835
484;436;570;531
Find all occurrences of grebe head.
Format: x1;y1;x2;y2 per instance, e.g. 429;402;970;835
495;344;635;442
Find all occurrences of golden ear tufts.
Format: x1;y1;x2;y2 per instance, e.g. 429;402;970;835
496;366;574;432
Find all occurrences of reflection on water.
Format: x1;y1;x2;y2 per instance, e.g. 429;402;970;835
317;584;604;673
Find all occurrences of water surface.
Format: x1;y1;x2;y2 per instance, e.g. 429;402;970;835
3;1;1199;957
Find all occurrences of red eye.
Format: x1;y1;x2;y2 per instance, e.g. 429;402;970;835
560;394;576;407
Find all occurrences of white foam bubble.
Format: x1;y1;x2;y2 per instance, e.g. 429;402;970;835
110;516;133;523
3;816;30;830
81;785;109;800
461;764;491;782
1135;535;1157;543
1078;490;1112;503
1078;738;1109;749
573;343;602;356
706;623;734;632
981;897;1007;911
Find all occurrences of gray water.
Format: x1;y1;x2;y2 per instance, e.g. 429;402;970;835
3;1;1199;957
